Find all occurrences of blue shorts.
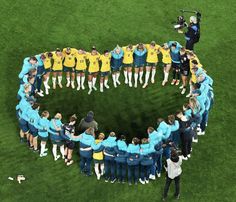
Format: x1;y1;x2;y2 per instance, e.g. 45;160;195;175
39;135;48;141
63;66;75;72
122;63;133;68
111;66;121;72
101;71;110;77
37;65;45;76
44;68;51;73
19;118;29;133
29;124;38;137
134;63;145;68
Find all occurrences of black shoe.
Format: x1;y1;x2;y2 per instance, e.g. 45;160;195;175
33;149;39;153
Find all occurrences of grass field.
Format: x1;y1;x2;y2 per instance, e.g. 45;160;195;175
0;0;236;201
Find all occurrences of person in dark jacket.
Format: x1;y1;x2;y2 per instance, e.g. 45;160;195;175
78;111;98;132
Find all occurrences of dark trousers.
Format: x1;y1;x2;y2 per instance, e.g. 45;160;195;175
151;152;163;175
80;156;92;175
36;76;43;91
200;110;209;132
128;164;139;183
171;131;180;148
140;165;151;181
185;39;195;50
104;159;116;180
163;175;180;198
116;162;126;181
180;132;192;157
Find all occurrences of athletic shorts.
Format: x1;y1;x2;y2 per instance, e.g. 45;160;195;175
134;63;145;68
28;124;38;137
100;71;110;77
44;68;51;73
146;62;157;67
111;66;122;72
172;62;181;70
122;63;133;68
63;66;75;72
88;71;98;75
65;140;75;150
94;159;104;164
75;69;86;74
51;139;64;146
39;135;48;142
19;118;29;133
51;69;62;72
180;69;190;76
163;63;171;67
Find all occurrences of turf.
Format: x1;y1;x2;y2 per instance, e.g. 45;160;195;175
0;0;236;201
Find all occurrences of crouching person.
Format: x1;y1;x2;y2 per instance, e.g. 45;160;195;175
114;135;128;183
127;137;140;185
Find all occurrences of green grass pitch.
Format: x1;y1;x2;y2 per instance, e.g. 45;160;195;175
0;0;235;201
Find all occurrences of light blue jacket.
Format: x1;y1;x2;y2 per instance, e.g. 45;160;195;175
27;108;40;128
169;120;179;132
111;48;124;59
35;54;44;66
37;117;57;137
168;41;182;63
18;57;37;79
149;130;163;146
157;121;171;140
127;144;140;165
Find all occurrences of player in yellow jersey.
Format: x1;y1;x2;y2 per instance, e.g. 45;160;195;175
51;48;63;89
143;41;160;88
62;47;77;89
41;52;53;95
160;43;172;86
75;49;87;91
122;45;134;87
87;47;100;95
186;51;203;97
99;50;111;92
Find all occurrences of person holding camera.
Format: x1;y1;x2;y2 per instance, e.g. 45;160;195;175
185;16;200;51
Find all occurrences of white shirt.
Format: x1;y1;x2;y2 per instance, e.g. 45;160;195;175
166;156;182;179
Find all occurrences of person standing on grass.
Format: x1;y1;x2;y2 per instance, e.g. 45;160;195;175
35;53;45;97
99;50;111;92
162;149;182;201
75;49;87;91
168;115;180;149
78;111;98;132
42;52;53;95
18;56;38;80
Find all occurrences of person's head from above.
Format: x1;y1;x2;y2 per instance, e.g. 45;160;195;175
126;44;133;51
147;126;155;134
163;43;169;50
66;47;71;54
170;148;179;162
47;52;53;58
120;135;126;141
180;47;186;55
54;113;62;120
141;138;149;144
109;131;116;137
41;110;50;119
23;83;31;94
40;54;46;61
183;103;190;111
115;45;121;54
98;133;105;140
78;49;84;54
56;48;62;56
189;97;198;109
157;118;164;126
171;42;177;51
27;75;35;84
168;114;175;125
197;73;206;83
187;51;195;60
176;110;183;119
69;114;77;125
85;127;95;136
150;41;156;48
85;111;94;122
132;137;140;145
137;43;144;51
190;16;197;24
191;59;199;70
29;56;38;65
104;50;109;56
192;89;201;97
32;103;40;111
192;82;201;91
28;68;37;77
91;46;97;55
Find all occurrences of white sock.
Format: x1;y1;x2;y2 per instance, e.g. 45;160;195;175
100;163;104;174
40;143;45;155
100;82;103;91
164;71;169;81
46;77;49;84
52;145;57;159
189;84;193;94
66;77;70;84
81;76;85;86
134;73;138;84
52;77;56;85
94;163;100;177
43;81;48;88
139;71;143;81
116;72;120;82
92;77;97;87
112;74;116;83
124;70;128;81
128;72;132;83
76;76;81;87
58;76;62;84
145;71;150;84
60;145;64;156
104;79;108;86
88;81;92;90
151;68;156;81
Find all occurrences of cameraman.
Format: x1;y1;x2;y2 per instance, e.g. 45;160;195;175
185;15;200;50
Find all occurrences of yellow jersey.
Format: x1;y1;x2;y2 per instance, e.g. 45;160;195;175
100;53;111;72
160;48;171;64
87;52;100;73
145;44;160;63
190;56;203;83
62;48;77;68
122;46;134;64
43;52;52;69
93;139;103;160
52;52;63;71
75;52;87;71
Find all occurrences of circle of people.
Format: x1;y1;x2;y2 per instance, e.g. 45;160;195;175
16;40;214;185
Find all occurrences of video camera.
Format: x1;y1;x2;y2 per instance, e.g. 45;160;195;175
173;9;201;31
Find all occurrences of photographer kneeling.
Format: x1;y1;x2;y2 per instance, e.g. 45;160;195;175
185;16;200;51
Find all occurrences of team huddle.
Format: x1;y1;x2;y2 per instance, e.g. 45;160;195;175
16;40;214;185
